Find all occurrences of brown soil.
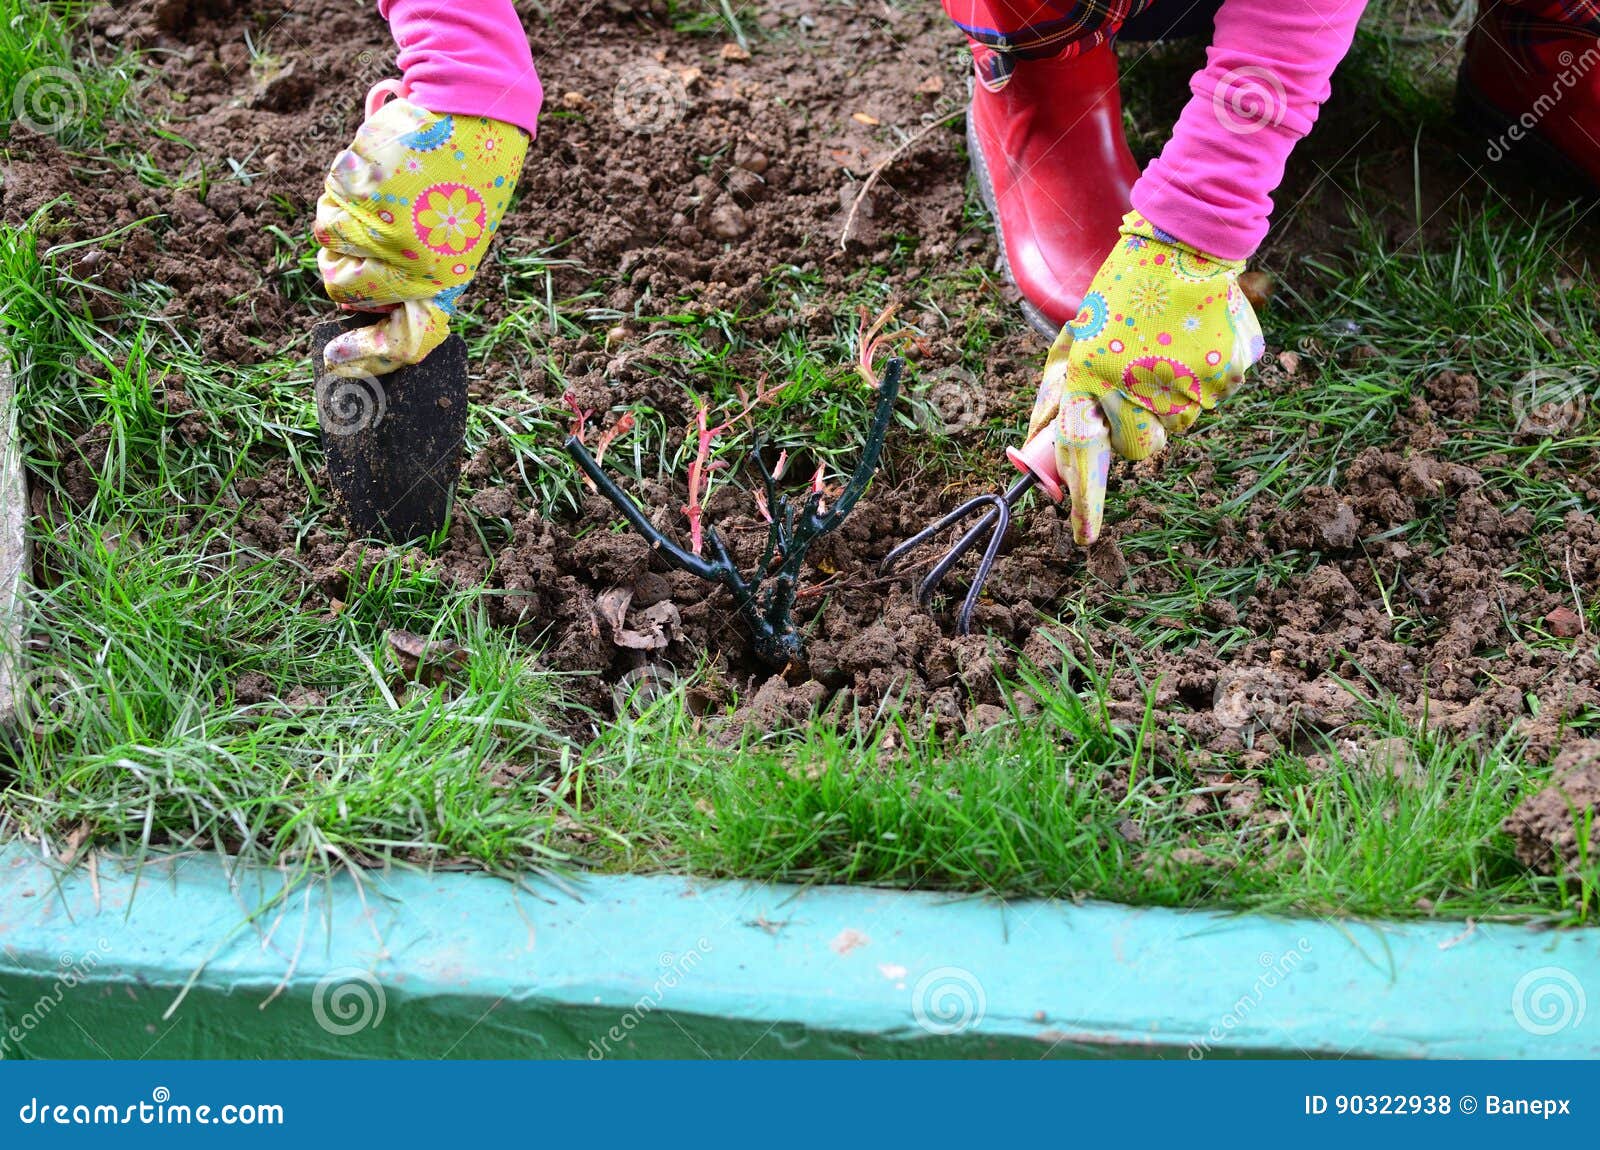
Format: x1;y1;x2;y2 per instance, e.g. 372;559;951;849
4;1;1599;773
1505;740;1600;876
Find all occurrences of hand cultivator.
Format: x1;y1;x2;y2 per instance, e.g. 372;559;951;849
880;420;1065;635
565;359;905;669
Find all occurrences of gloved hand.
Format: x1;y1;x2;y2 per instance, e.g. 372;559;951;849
1021;210;1265;545
314;81;528;377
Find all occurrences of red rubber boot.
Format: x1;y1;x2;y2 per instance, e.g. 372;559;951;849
967;43;1141;337
1457;0;1600;192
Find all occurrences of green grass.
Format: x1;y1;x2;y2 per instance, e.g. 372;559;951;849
1;0;1597;925
0;0;140;146
0;203;576;879
583;670;1567;921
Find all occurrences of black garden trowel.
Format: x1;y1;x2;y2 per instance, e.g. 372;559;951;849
311;314;469;542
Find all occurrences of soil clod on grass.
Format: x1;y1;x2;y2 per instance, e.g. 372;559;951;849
1506;740;1600;878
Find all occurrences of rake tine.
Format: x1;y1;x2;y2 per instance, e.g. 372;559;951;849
882;473;1039;634
956;496;1013;634
881;491;1003;575
917;495;1006;604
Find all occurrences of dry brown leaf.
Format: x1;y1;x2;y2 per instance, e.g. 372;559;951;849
1238;270;1274;310
385;629;469;684
594;586;634;636
614;601;683;651
830;928;870;955
57;822;91;867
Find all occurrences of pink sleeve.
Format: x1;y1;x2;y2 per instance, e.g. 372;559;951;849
377;0;543;138
1130;0;1367;260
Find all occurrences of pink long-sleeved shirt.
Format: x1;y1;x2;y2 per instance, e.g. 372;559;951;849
377;0;542;137
1130;0;1369;258
378;0;1365;260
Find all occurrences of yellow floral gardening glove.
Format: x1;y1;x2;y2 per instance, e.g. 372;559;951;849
1024;210;1265;545
314;86;528;377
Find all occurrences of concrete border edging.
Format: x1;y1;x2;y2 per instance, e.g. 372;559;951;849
1;847;1596;1059
0;356;28;730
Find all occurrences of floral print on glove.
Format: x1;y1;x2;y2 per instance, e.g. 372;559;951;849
1022;210;1265;545
314;89;528;378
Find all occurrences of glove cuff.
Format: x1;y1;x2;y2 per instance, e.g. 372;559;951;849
379;0;543;138
1117;210;1245;274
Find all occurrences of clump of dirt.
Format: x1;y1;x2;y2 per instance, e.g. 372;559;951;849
1423;370;1481;423
5;0;1599;770
1505;741;1600;876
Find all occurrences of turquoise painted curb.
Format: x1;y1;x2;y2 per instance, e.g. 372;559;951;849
0;846;1595;1059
